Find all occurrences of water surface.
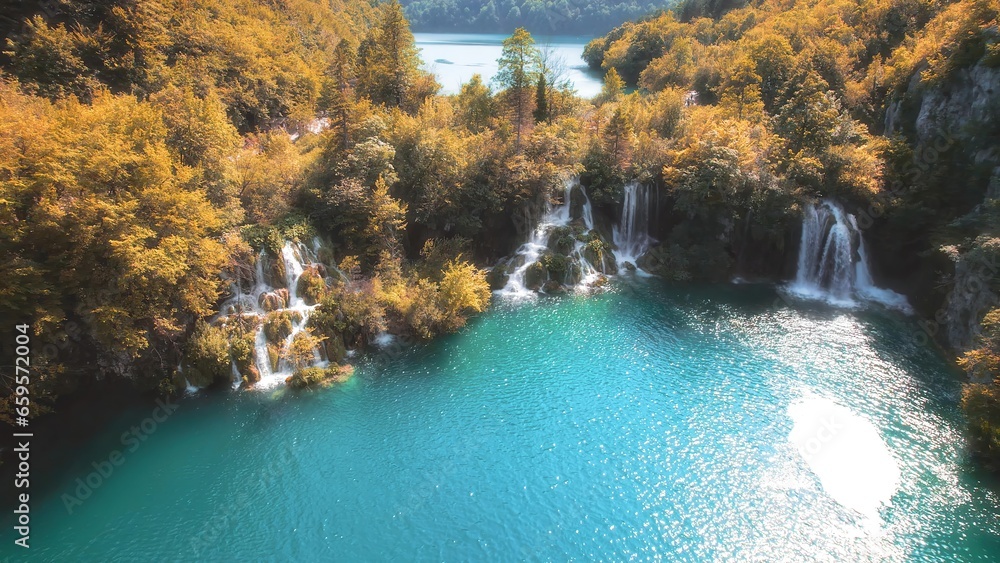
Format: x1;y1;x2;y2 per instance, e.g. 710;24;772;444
415;33;604;97
11;281;1000;561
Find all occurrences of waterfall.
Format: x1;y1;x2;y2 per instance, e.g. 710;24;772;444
498;177;602;297
218;239;332;389
613;181;654;264
790;200;911;311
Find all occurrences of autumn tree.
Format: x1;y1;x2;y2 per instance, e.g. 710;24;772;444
596;67;625;105
366;175;408;262
455;74;496;133
718;56;763;121
494;27;540;148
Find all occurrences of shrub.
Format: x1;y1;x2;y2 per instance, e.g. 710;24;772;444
287;365;354;389
183;321;231;387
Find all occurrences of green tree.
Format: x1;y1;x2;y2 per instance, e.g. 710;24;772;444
775;71;842;154
357;0;428;110
494;27;540;148
322;39;357;150
533;73;549;123
4;16;96;100
606;104;633;165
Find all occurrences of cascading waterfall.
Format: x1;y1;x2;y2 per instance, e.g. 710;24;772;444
613;181;654;264
499;177;603;296
789;200;911;311
218;240;333;389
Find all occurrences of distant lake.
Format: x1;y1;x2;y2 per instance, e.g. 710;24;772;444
415;33;604;98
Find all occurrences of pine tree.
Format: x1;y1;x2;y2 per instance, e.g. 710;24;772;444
533;74;549;123
326;39;356;150
357;0;422;110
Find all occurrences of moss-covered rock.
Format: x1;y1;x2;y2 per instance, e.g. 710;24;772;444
583;236;617;275
637;244;691;281
324;332;347;364
540;253;569;283
286;364;354;389
259;289;289;312
487;260;511;290
227;326;259;387
569;184;586;222
263;310;301;344
505;254;525;274
546;226;575;255
267;343;281;372
542;280;567;294
565;261;583;286
264;254;287;289
524;261;548;291
296;264;327;305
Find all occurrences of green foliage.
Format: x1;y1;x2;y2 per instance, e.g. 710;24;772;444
581;144;627;206
961;308;1000;468
357;1;438;112
400;0;663;34
183;321;231;387
533;74;549;123
287;364;354;389
240;225;284;255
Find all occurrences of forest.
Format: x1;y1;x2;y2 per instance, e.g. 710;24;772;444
0;0;999;475
400;0;676;34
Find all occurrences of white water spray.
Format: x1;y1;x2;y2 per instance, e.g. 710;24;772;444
498;178;603;297
613;181;655;264
217;240;333;389
789;200;910;312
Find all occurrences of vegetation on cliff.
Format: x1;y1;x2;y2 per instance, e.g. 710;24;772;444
582;0;1000;467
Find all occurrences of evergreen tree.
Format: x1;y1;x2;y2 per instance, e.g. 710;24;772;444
357;1;424;110
324;39;357;150
533;74;549;123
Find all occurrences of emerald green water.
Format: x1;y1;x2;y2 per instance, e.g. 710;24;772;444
11;281;1000;561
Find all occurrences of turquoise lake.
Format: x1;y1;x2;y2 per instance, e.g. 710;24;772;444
11;280;1000;561
415;33;604;97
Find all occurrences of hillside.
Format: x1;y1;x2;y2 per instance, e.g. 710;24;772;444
401;0;675;34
